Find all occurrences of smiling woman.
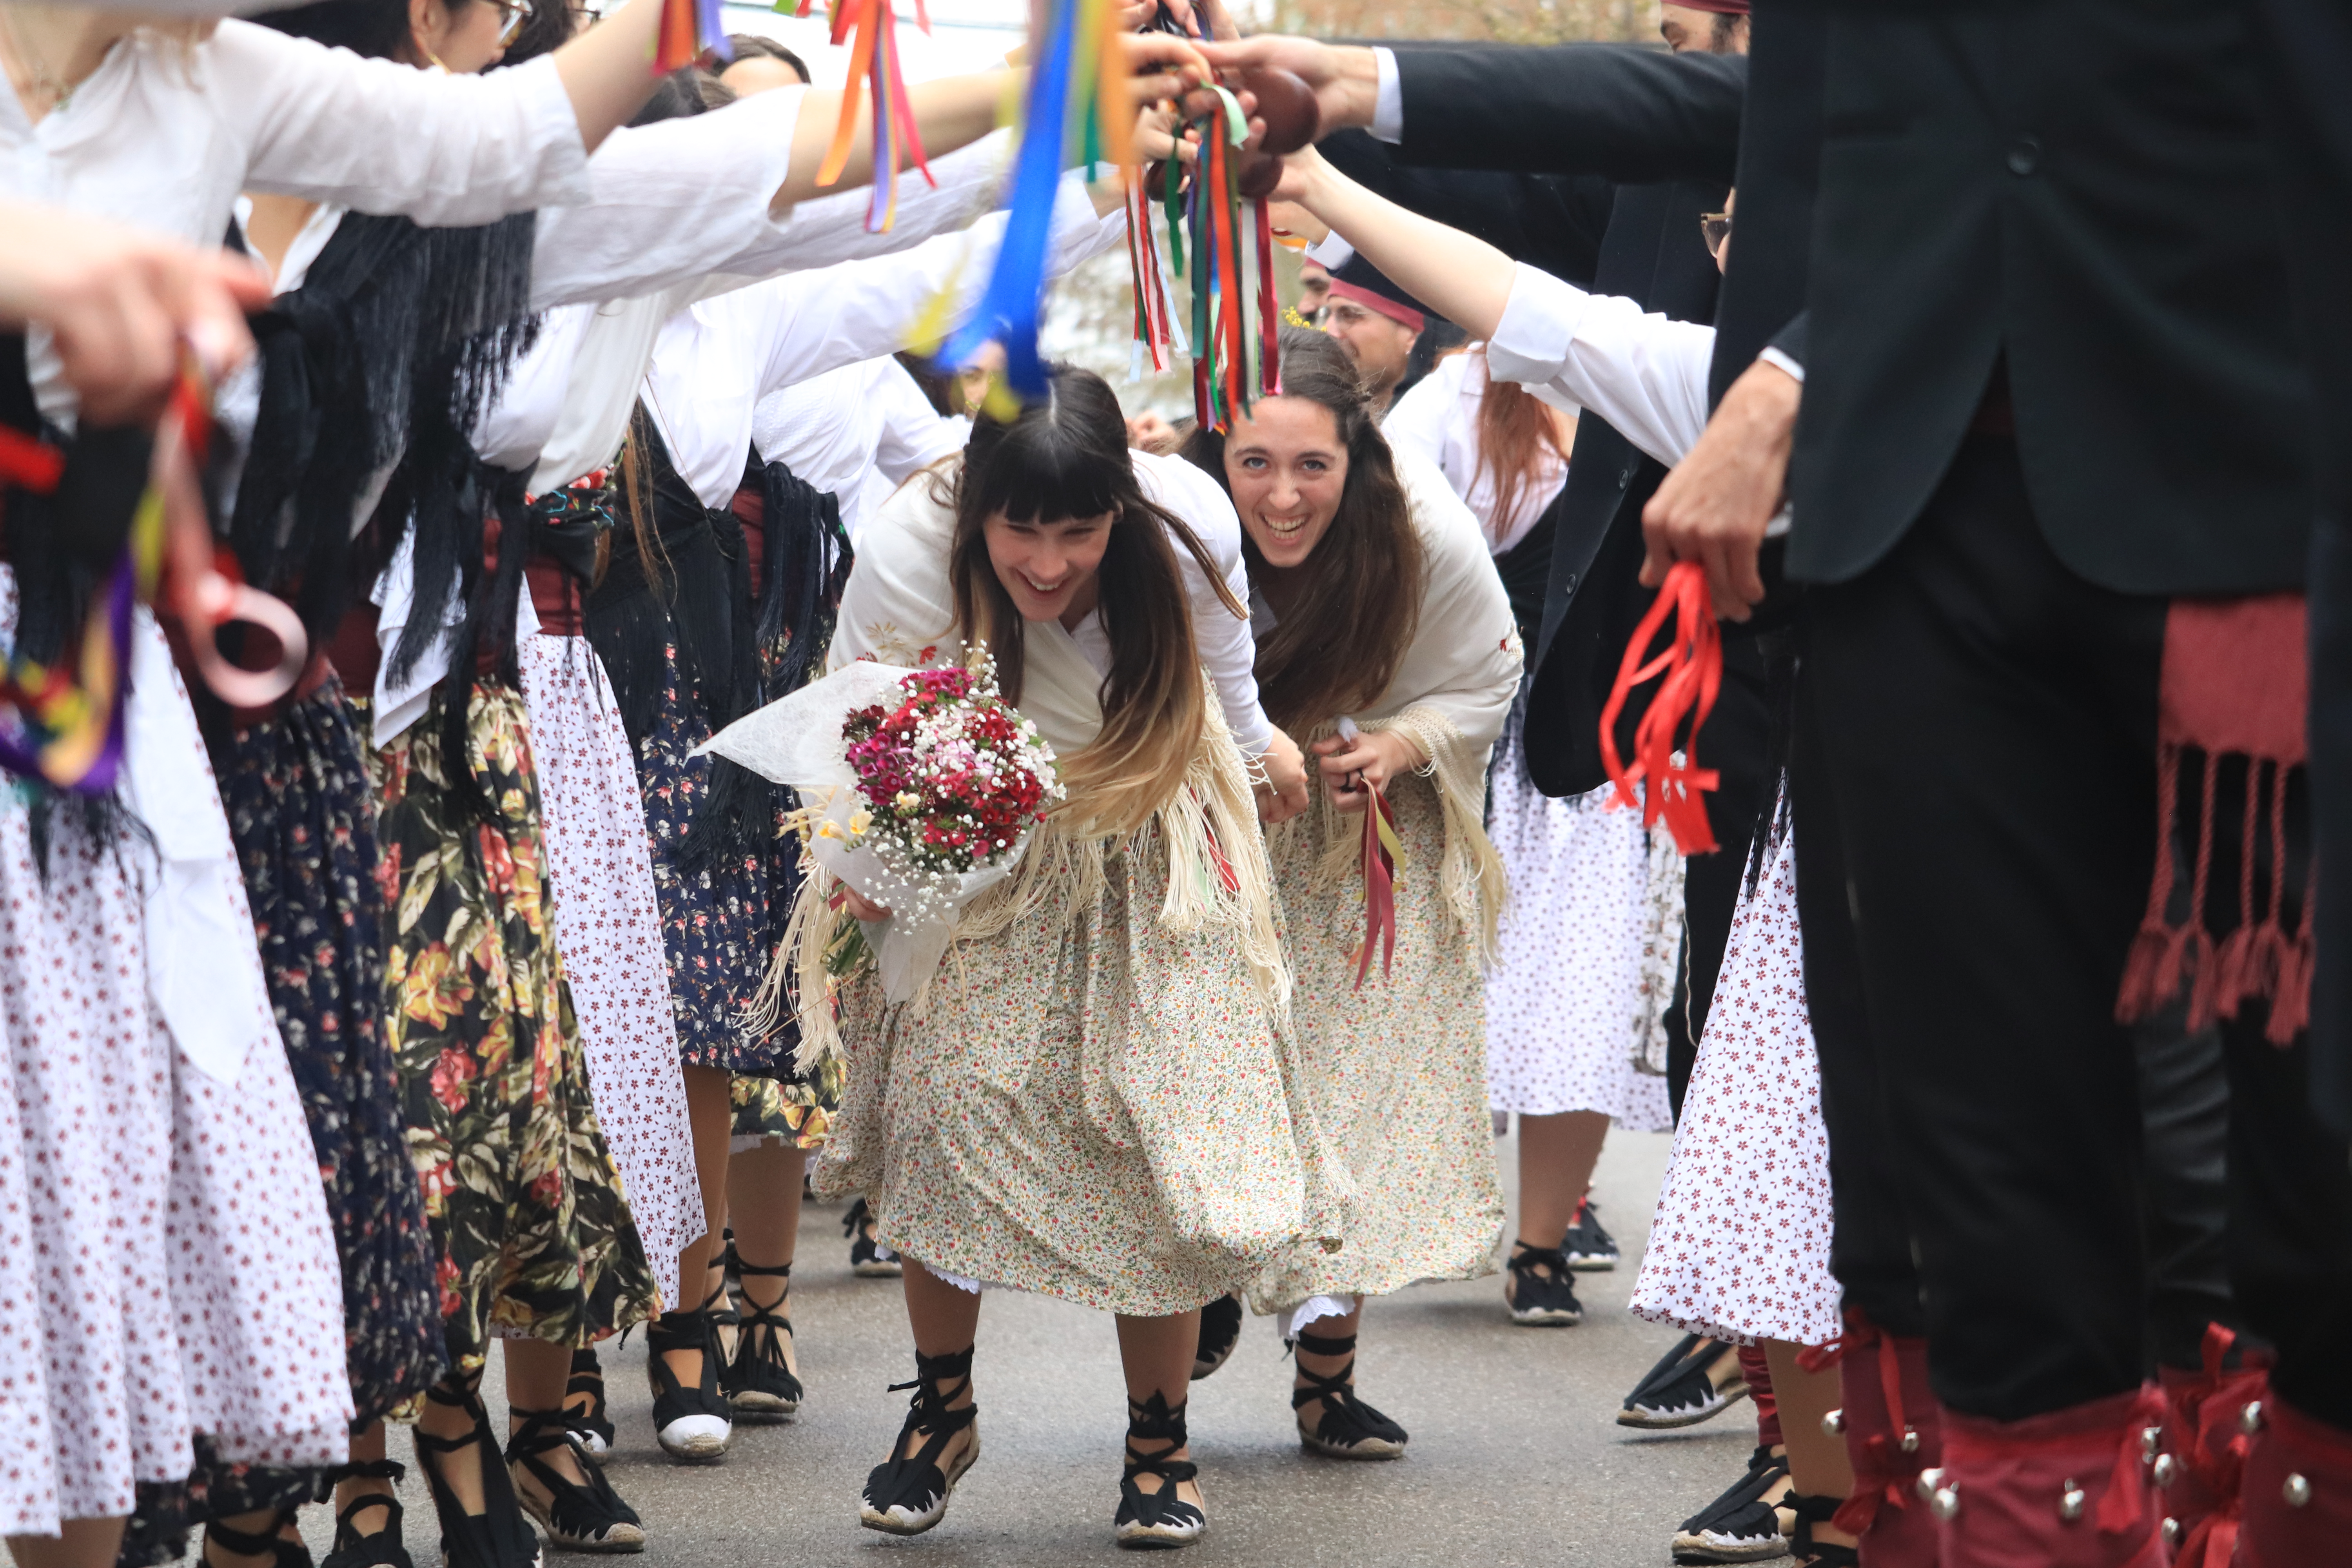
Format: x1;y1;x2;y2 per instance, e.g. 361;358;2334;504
1183;326;1522;1464
799;363;1347;1550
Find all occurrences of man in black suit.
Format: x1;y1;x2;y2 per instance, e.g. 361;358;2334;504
1627;2;2352;1557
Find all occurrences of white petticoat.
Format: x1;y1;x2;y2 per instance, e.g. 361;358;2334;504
1629;824;1841;1347
1483;706;1673;1129
0;581;349;1533
517;632;702;1308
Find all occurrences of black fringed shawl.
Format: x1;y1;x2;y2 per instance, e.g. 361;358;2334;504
586;408;852;874
228;209;541;659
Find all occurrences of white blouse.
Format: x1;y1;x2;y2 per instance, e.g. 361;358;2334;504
1483;261;1718;470
832;447;1274;762
2;20;590;418
1383;348;1573;554
643;179;1125;509
751;357;964;544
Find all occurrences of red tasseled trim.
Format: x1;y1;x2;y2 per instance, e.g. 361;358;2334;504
2116;594;2312;1044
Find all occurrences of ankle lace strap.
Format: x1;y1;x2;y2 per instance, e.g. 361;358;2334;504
1294;1329;1357;1359
886;1346;977;1432
1126;1390;1190;1449
322;1458;407;1489
205;1509;297;1555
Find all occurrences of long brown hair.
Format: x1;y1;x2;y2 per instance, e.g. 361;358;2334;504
1474;348;1573;544
948;365;1245;838
1182;328;1424;733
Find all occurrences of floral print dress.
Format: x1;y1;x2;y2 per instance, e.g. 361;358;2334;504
374;681;658;1367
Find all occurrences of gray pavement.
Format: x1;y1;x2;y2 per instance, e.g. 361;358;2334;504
296;1128;1760;1568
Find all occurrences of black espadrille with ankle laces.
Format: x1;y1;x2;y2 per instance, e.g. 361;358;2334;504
1192;1293;1243;1381
1785;1492;1859;1568
315;1460;414;1568
725;1258;804;1421
1115;1392;1205;1550
505;1407;645;1553
860;1347;980;1536
1504;1242;1585;1326
1290;1329;1409;1459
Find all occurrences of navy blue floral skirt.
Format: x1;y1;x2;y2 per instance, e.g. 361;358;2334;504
634;641;804;1076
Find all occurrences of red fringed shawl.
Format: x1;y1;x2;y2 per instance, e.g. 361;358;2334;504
2115;594;2313;1043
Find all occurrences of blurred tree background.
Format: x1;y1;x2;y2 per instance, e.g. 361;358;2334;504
1037;2;1664;415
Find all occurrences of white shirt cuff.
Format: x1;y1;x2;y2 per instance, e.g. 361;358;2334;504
1485;263;1595;390
1758;345;1807;384
1306;230;1356;271
1372;46;1403;144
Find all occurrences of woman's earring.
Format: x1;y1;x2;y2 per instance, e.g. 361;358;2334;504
423;44;449;71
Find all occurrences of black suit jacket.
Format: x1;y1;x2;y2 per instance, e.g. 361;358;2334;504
1788;0;2312;595
1376;44;1742;799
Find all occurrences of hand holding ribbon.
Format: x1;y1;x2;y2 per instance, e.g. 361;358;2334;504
1319;717;1416;988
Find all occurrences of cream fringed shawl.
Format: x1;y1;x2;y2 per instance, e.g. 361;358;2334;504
1270;452;1525;960
780;464;1289;1071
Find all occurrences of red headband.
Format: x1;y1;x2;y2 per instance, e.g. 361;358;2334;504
1325;279;1424;332
1666;0;1750;13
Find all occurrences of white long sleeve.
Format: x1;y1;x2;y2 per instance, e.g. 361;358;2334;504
869;362;965;485
1484;262;1717;468
1383;350;1569;554
1131;451;1274;759
648;175;1123;508
225;23;589;224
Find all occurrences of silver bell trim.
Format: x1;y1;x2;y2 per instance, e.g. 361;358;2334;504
1929;1480;1961;1522
1822;1408;1845;1437
1917;1468;1946;1503
2241;1401;2265;1435
2152;1454;2178;1488
2284;1472;2312;1508
2163;1517;2182;1546
1900;1427;1921;1455
2142;1426;2163;1461
2059;1479;2086;1523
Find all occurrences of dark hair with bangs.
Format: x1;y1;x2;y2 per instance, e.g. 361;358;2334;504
1181;328;1423;732
946;365;1245;836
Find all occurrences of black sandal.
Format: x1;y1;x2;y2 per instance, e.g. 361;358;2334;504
844;1197;902;1277
645;1308;733;1463
505;1407;645;1553
316;1460;414;1568
1290;1330;1409;1460
203;1510;312;1568
726;1258;804;1421
1114;1391;1205;1550
413;1381;541;1568
1788;1492;1859;1568
1192;1293;1243;1381
1618;1334;1750;1429
860;1347;980;1536
703;1232;741;1361
1669;1444;1793;1564
1504;1242;1586;1327
564;1349;615;1456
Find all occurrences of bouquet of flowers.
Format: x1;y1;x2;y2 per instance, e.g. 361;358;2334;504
699;649;1062;1002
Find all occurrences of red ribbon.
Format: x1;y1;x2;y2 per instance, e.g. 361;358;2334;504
1353;786;1399;989
1599;559;1723;854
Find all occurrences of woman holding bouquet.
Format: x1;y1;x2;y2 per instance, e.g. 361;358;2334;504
805;363;1332;1550
1183;328;1522;1460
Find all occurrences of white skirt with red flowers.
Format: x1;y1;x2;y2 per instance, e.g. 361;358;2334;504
0;579;350;1534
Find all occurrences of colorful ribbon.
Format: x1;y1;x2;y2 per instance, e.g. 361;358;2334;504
803;0;936;232
1598;559;1723;855
937;0;1131;399
1335;719;1404;988
655;0;730;71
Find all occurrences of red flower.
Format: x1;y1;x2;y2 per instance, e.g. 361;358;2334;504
374;842;403;908
478;826;516;896
430;1047;477;1112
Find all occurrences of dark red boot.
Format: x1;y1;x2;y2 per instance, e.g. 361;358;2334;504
2155;1324;2269;1566
2238;1392;2352;1567
1930;1386;2169;1568
1827;1310;1943;1568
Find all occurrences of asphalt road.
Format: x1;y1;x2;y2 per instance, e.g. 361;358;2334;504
291;1127;1761;1568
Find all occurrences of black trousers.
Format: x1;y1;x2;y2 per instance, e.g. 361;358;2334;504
1803;434;2352;1424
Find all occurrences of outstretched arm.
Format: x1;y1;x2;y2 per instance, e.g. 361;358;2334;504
1281;143;1516;341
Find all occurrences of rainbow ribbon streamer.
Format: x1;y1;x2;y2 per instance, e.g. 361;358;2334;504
655;0;730;71
0;372;197;795
1178;87;1275;431
802;0;937;233
937;0;1130;400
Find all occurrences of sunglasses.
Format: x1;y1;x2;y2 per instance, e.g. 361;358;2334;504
492;0;529;46
1700;211;1733;258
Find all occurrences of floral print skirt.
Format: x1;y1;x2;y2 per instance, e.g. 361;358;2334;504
633;641;811;1083
730;1069;839;1152
374;680;657;1368
1252;773;1506;1312
814;827;1350;1318
165;679;450;1527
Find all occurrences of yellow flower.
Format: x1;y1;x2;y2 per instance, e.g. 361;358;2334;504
848;808;873;837
400;943;474;1030
895;790;920;813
